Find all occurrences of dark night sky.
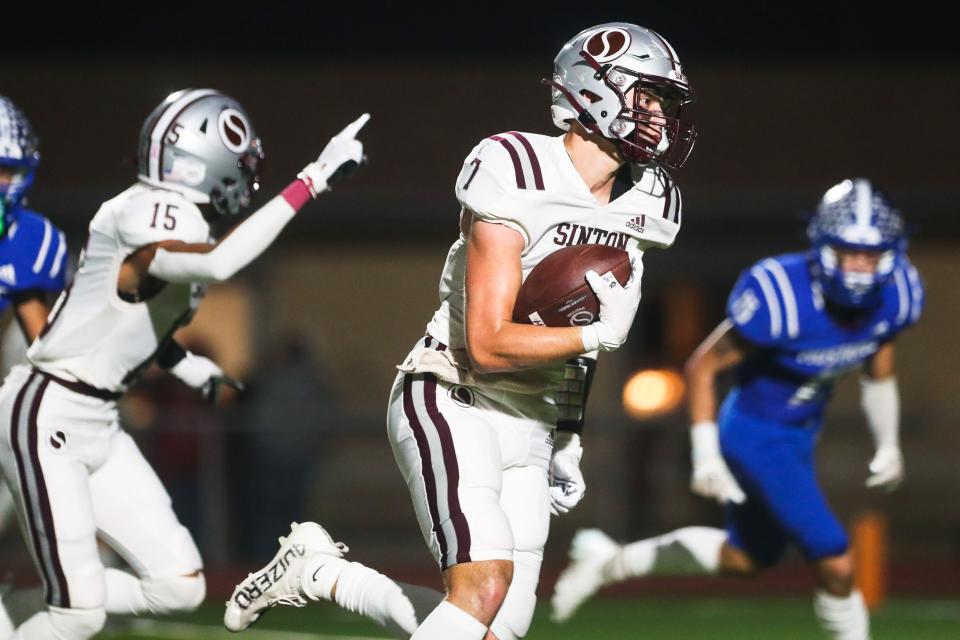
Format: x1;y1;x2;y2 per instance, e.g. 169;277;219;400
8;2;957;61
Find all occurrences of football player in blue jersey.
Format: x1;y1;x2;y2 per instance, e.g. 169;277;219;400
551;178;923;640
0;96;68;343
0;96;68;534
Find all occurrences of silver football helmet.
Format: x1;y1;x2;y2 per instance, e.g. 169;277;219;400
137;89;264;216
546;23;696;169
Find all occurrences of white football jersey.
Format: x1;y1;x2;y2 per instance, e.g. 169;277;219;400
422;131;681;395
28;183;210;392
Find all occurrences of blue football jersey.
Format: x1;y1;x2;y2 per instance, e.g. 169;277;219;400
725;251;924;425
0;207;68;315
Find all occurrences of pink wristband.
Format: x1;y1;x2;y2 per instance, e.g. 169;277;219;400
281;180;313;210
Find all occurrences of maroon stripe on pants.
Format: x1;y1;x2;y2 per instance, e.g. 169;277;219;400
402;373;449;564
423;375;472;565
9;374;46;593
10;375;70;607
488;135;526;189
28;377;69;607
505;132;545;190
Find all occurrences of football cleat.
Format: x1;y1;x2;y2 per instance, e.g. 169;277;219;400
223;522;348;632
550;528;620;623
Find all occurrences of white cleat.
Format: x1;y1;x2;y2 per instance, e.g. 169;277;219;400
550;528;620;623
224;522;348;632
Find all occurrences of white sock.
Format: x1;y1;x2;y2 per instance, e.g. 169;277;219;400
103;569;149;615
605;527;726;582
813;589;870;640
410;601;487;640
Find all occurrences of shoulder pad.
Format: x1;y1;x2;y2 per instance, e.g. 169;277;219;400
1;211;68;292
115;188;209;250
455;132;550;245
727;257;804;346
888;258;925;330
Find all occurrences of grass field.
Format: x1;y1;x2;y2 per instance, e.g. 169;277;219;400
99;597;960;640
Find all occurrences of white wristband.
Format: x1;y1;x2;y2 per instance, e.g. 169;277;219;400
690;420;721;461
580;325;601;352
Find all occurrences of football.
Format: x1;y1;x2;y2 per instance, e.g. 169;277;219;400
512;244;631;327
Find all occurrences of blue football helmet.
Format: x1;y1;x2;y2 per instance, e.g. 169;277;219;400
807;178;905;309
0;96;40;236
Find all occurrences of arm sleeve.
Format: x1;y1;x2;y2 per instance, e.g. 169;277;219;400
147;181;312;284
860;375;900;449
455;138;529;245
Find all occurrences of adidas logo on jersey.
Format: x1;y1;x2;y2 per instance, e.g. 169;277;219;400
0;264;16;285
625;215;646;233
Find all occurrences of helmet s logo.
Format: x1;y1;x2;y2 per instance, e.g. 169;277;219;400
584;28;632;63
218;108;251;153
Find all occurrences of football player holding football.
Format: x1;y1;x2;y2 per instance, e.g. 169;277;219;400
226;22;694;640
551;179;922;640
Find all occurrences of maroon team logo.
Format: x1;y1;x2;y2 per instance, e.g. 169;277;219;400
218;108;251;153
583;28;632;63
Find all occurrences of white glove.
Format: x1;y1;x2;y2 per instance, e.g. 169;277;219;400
298;113;370;196
549;431;585;516
169;353;244;403
690;421;746;504
580;248;643;352
866;445;904;491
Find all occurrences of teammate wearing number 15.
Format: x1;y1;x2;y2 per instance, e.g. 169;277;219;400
552;179;924;640
0;89;369;640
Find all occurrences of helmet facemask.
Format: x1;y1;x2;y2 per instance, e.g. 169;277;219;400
210;137;264;217
807;178;906;310
581;52;697;168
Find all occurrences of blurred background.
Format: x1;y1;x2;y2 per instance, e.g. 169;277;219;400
1;0;958;614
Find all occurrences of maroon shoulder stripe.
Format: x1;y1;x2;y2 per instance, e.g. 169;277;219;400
661;172;673;219
488;135;526;189
505;132;545;190
674;186;683;225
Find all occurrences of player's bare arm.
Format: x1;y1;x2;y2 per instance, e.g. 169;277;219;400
464;216;587;373
864;340;895;379
11;290;53;342
685;319;748;424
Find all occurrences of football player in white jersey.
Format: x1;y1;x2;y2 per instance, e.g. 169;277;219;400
225;22;695;640
0;88;369;640
0;96;69;537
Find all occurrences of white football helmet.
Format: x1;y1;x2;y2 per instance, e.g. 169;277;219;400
546;23;696;169
137;89;264;217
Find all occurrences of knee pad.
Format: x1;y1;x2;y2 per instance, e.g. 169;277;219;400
46;605;107;639
488;549;542;640
142;573;206;614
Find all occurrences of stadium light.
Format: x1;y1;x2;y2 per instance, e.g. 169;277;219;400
622;368;686;420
